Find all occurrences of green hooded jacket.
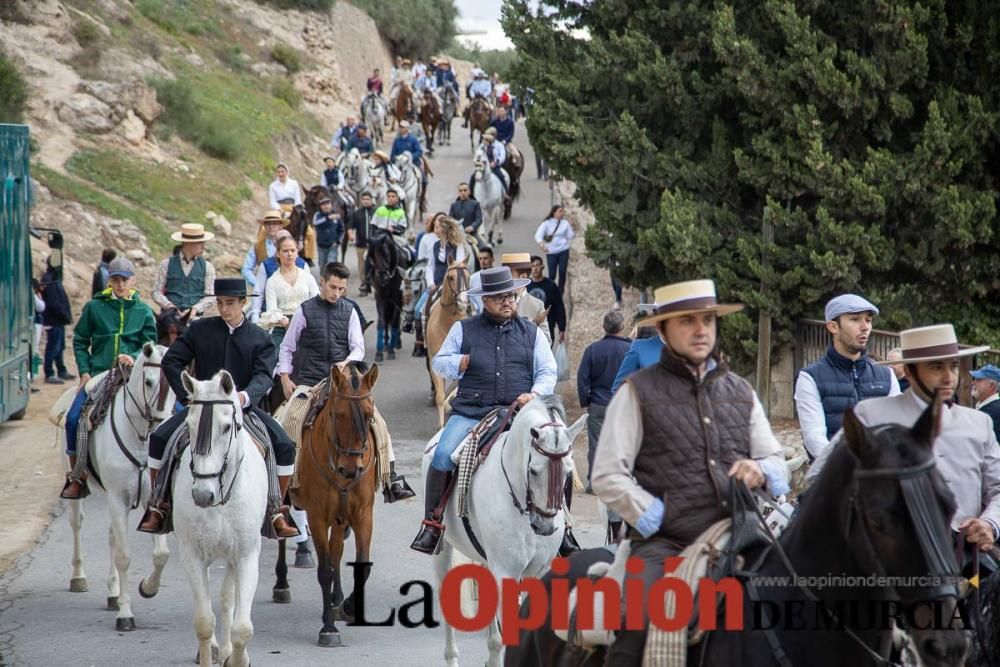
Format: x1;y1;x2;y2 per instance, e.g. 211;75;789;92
73;288;157;376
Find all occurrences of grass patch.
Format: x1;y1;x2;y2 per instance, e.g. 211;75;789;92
71;18;102;47
134;0;220;37
65;149;247;229
33;163;172;253
252;0;334;10
270;79;301;109
270;44;301;74
150;77;242;160
0;49;29;124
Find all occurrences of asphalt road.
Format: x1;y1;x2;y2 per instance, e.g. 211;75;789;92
0;120;606;667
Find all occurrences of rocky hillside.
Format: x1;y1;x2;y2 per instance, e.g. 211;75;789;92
1;0;407;306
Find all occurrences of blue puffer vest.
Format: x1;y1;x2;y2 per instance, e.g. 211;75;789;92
450;314;536;419
803;345;893;439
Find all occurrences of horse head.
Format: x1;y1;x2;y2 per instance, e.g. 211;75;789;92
804;398;968;664
395;151;412;171
129;342;174;424
326;362;379;480
443;261;470;314
182;370;244;508
509;395;587;536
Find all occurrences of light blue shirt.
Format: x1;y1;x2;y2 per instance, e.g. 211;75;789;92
469;79;492;99
431;318;558;396
242;238;277;287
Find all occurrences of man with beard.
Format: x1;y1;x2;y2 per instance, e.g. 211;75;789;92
794;294;899;460
410;267;557;555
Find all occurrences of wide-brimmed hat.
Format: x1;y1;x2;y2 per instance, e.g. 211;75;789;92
402;58;412;65
373;149;390;162
483;127;497;138
466;267;529;297
399;120;410;129
208;277;257;299
500;252;532;270
876;324;990;365
171;222;215;244
637;279;744;327
259;210;289;226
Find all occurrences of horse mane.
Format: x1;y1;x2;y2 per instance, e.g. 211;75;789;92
536;394;566;424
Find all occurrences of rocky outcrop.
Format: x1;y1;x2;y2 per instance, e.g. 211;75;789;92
56;93;116;133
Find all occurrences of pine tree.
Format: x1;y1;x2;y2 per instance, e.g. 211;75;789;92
503;0;1000;368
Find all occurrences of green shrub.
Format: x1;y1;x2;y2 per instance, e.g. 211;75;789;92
270;79;301;109
197;127;240;160
446;44;518;80
135;0;179;34
0;50;29;124
352;0;457;60
217;45;246;71
150;77;242;161
270;44;301;74
253;0;335;10
72;19;102;47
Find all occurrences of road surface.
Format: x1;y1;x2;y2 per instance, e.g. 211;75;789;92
0;120;606;666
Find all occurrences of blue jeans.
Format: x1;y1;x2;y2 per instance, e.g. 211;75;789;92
431;415;480;471
44;325;67;378
415;289;430;320
317;244;338;272
611;277;623;303
376;324;400;352
547;249;570;293
65;388;88;455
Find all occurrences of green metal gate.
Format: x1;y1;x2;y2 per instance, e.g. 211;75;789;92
0;124;34;422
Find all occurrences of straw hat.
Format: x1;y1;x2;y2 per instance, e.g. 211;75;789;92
259;210;290;227
636;279;743;327
170;222;215;243
500;252;532;270
876;324;990;365
373;149;390;163
483;127;497;138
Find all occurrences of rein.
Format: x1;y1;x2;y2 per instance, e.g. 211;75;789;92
438;264;470;315
112;361;169;510
187;398;244;507
500;420;570;519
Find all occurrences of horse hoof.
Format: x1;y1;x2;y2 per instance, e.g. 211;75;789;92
272;588;291;604
69;577;88;593
115;617;135;632
138;578;157;599
194;646;220;664
317;630;342;648
107;596;120;611
294;552;316;569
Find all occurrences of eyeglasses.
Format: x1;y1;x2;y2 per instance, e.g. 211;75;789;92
485;293;517;303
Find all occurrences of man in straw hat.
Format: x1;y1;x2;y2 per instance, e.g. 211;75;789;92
592;279;790;665
242;210;289;289
410;266;558;555
152;223;216;317
138;278;300;539
470;127;508;198
807;323;1000;555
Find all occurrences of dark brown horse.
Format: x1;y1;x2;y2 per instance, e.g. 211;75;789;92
468;97;492;153
155;306;191;346
289;362;380;648
502;142;525;220
420;90;442;156
391;83;413;130
286;204;317;266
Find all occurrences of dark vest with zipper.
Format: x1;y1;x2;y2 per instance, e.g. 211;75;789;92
451;313;535;419
432;240;457;286
291;296;353;387
627;348;754;547
802;345;892;439
165;255;206;310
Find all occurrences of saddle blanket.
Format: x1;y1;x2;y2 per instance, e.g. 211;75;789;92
48;370;112;427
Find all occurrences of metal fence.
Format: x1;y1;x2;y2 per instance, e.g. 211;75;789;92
793;319;1000;407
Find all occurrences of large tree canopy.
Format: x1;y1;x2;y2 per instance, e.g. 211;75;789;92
503;0;1000;368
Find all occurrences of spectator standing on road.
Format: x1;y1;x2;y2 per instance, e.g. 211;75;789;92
794;294;899;461
41;257;75;384
312;194;344;269
528;255;566;343
971;364;1000;441
577;310;631;492
350;192;376;295
534;205;574;293
91;248;116;296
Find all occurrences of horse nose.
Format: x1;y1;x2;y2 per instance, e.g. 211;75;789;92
192;487;215;507
919;632;968;665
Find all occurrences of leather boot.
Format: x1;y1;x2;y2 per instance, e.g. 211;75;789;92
559;527;582;556
60;455;90;500
608;520;623;544
410;468;451;554
272;475;301;539
383;461;416;503
137;468;170;534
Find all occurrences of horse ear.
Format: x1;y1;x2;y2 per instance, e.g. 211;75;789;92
567;414;588;443
363;363;379;389
143;342;155;357
218;370;235;396
911;393;942;449
330;363;344;389
842;407;876;463
181;370;196;396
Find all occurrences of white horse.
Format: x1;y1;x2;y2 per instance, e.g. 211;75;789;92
361;93;387;145
472;149;505;245
338;148;367;201
365;159;389;206
394;150;422;231
66;342;174;631
424;396;587;667
173;370;267;667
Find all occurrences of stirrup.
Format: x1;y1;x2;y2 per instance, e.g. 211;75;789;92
136;504;169;534
384;475;416;503
60;474;90;500
410;518;445;555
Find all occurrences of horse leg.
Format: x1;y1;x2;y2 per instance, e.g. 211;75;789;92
332;522;355;620
273;539;291;603
311;516;341;647
139;534;170;599
108;496;136;630
226;552;259;667
68;498;88;592
181;543;218;667
218;565;236;664
495;209;504;245
105;516;120;611
434;540;459;667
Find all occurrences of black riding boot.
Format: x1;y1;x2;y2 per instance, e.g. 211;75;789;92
559;476;582;556
384;461;416;503
410;468;451;554
412;319;426;357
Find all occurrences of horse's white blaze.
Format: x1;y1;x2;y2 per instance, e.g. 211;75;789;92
173;371;267;667
68;343;174;626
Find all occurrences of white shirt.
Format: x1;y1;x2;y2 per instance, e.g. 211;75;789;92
261;267;319;330
417;232;438;263
268;178;302;209
794;367;901;459
534;217;576;254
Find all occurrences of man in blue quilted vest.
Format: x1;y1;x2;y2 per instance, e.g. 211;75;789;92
794;293;899;460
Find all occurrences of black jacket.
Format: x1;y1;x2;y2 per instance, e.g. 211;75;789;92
351;206;376;248
163;316;275;405
41;269;72;326
527;277;566;333
448;198;483;232
980;399;1000;442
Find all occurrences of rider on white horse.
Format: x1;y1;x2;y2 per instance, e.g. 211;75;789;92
410;266;559;555
345;124;374;156
471;128;508;197
60;257;158;500
138;278;300;539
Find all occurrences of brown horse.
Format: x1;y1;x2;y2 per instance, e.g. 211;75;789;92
286;204;318;266
420;90;442;156
289;362;380;648
391;83;413;131
304;184;352;263
502;143;525;220
424;262;471;428
468;97;492;153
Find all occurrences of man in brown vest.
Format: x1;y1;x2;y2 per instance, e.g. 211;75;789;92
592;279;790;666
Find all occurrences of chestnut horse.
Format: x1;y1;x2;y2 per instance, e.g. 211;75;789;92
424;262;471;429
420;90;442;156
468;97;492;153
391;84;413;131
289;362;380;648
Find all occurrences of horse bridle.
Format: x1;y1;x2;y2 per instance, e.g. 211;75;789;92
439;264;470;315
501;421;572;520
187;398;244;507
110;360;170;509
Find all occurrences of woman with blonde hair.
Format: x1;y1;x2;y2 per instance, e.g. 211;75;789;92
412;215;466;357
